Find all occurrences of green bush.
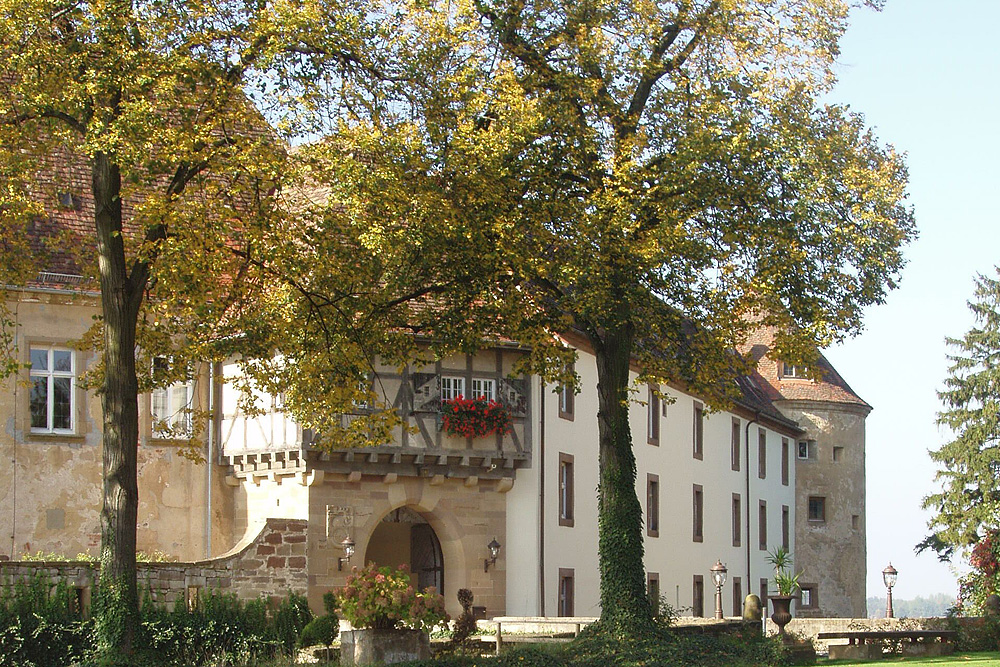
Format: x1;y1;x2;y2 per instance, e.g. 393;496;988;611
0;573;93;667
0;575;320;667
299;613;340;648
396;623;785;667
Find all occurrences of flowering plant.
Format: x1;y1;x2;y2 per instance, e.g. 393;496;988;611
335;563;449;631
956;529;1000;614
441;396;512;438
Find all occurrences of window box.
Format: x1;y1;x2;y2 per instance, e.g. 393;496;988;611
440;396;511;438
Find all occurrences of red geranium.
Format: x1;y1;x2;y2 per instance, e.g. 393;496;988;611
441;396;512;438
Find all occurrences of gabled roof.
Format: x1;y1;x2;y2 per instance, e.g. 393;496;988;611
740;325;871;411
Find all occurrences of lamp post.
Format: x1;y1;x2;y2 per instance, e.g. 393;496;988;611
484;538;501;572
338;535;355;571
711;560;728;620
882;563;898;618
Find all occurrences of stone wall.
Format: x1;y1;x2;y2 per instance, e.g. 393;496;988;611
768;616;963;654
0;518;307;610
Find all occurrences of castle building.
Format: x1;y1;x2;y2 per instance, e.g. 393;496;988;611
1;152;868;620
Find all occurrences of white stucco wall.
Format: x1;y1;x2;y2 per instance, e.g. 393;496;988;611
505;345;798;617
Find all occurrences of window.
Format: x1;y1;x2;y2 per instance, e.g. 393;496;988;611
798;439;816;460
758;500;767;550
732;494;742;547
558;569;575;616
558;365;575;421
151;357;194;437
648;572;660;615
781;363;808;379
647;474;660;537
833;446;844;462
732;577;742;618
29;346;76;433
781;438;789;486
760;578;768;604
471;378;496;401
782;505;790;550
441;376;465;401
693;575;705;617
731;418;741;471
852;514;860;530
693;484;704;542
559;453;574;527
758;428;767;479
799;584;818;610
808;496;826;522
647;386;660;445
693;403;704;460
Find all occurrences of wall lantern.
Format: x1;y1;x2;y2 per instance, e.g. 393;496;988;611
882;562;898;618
710;559;728;620
338;535;356;571
484;538;501;572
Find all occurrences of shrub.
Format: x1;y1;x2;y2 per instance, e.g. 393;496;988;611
0;573;92;667
300;614;340;648
271;592;314;655
450;588;477;647
335;563;449;631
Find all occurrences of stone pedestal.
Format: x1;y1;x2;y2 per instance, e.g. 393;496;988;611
828;643;882;661
902;641;955;657
341;628;431;666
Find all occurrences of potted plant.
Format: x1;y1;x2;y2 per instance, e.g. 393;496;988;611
767;546;801;637
441;396;512;438
335;563;449;666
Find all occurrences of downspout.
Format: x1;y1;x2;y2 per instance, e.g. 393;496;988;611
9;290;22;558
204;362;216;559
745;412;760;605
538;380;546;616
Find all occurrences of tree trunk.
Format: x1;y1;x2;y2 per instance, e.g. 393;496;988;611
93;151;141;661
592;323;656;635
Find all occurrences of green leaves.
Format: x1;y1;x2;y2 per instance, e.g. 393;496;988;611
924;270;1000;560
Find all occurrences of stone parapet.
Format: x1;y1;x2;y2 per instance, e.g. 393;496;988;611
0;517;307;610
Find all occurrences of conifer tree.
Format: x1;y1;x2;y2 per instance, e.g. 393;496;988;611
923;270;1000;561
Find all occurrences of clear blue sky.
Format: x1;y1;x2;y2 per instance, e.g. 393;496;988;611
825;0;1000;602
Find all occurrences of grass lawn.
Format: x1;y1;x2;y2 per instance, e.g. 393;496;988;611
822;653;1000;667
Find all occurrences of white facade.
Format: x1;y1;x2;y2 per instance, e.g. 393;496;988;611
506;346;799;618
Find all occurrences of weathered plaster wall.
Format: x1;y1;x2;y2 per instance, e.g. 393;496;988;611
0;289;231;562
777;400;868;618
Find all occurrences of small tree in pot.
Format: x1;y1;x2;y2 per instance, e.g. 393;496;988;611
767;547;801;637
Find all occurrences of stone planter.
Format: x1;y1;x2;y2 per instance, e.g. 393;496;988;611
768;595;794;637
341;628;431;666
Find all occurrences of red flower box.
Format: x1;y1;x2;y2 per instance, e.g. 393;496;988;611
441;396;511;438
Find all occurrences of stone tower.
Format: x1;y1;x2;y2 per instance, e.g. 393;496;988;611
744;328;870;618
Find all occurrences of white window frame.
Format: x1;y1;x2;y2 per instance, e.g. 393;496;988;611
782;363;808;379
151;357;194;438
441;376;465;401
29;346;76;434
797;440;811;459
471;378;496;402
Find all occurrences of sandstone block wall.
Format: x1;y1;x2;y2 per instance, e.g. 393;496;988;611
0;518;307;610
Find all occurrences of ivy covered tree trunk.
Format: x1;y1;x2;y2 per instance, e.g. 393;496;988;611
592;323;656;634
93;152;141;661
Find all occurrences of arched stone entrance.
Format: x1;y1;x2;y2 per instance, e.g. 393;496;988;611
364;507;444;593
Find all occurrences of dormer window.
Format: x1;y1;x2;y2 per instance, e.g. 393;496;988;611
781;363;808;379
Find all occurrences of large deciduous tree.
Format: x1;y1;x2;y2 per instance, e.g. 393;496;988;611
921;270;1000;585
296;0;916;635
0;0;399;660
